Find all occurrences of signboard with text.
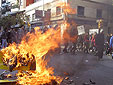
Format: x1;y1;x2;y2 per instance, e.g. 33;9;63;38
89;29;103;35
77;25;85;35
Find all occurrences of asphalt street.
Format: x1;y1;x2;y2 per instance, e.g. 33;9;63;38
65;53;113;85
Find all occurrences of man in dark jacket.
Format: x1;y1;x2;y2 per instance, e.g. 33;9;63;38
84;33;89;53
1;29;7;49
95;31;104;60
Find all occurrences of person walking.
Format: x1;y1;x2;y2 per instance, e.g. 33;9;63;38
95;31;104;60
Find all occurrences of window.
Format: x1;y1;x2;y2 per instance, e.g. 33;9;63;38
45;9;51;21
56;6;61;15
32;13;35;21
2;0;6;4
77;6;85;16
46;9;51;18
35;10;43;18
34;0;41;2
96;9;102;18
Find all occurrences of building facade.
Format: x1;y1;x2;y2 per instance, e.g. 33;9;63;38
0;0;20;16
68;0;113;34
20;0;113;34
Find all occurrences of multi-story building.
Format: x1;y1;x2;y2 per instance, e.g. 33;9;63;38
1;0;10;15
20;0;55;28
69;0;113;34
0;0;22;17
21;0;113;34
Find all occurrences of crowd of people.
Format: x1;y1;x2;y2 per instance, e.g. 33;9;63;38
0;26;27;49
0;25;53;50
62;29;113;61
0;24;113;61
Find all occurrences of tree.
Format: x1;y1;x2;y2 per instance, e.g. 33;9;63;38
0;11;28;29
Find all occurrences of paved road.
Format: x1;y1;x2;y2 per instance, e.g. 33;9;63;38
69;53;113;85
49;52;113;85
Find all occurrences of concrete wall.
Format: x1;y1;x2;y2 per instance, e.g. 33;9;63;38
90;0;112;5
68;0;112;34
69;0;110;20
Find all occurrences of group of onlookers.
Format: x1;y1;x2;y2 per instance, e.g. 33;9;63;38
0;25;53;49
62;29;106;60
79;31;105;60
0;26;26;49
1;24;113;61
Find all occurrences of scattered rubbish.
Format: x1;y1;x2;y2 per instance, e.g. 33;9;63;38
64;72;69;76
85;60;89;63
89;79;96;84
0;70;9;80
5;74;12;78
65;77;69;80
83;79;96;85
62;77;74;85
66;79;74;84
83;82;90;85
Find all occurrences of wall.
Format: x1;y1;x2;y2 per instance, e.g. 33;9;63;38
69;0;110;20
26;0;34;6
90;0;112;5
68;0;112;34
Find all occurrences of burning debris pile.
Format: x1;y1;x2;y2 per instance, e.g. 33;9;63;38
1;27;63;84
1;2;77;85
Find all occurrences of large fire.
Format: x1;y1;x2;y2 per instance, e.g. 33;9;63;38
1;1;77;85
1;27;62;84
57;2;76;14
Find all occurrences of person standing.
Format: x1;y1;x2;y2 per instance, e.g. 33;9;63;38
17;26;25;43
1;29;8;49
95;31;104;60
109;35;113;59
84;33;89;53
68;21;78;54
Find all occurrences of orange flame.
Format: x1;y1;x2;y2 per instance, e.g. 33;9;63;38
2;28;63;84
1;22;78;85
1;1;78;85
57;2;76;14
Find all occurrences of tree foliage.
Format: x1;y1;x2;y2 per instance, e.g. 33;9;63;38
0;12;28;29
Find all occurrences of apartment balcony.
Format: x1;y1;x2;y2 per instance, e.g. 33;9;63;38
11;8;19;12
26;0;54;12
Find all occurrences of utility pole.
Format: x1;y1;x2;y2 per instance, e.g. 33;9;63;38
60;0;68;54
42;0;44;29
